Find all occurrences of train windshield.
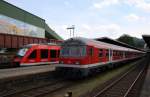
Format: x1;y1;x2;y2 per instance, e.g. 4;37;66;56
17;48;29;57
61;45;86;57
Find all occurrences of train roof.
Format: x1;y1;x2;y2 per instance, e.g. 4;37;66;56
95;37;145;52
22;43;59;48
63;37;143;52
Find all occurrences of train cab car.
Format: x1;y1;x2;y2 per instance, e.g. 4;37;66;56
13;43;60;67
55;37;144;78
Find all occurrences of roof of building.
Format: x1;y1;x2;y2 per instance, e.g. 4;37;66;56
95;37;144;51
0;0;63;40
45;23;63;40
142;35;150;48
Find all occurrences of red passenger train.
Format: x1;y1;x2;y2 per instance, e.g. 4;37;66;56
56;37;145;77
13;43;60;67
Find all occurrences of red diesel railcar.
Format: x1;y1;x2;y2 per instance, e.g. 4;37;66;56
56;37;145;77
13;43;60;67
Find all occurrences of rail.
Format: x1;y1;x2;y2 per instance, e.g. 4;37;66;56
93;58;147;97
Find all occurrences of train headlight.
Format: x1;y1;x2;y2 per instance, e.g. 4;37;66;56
75;61;80;65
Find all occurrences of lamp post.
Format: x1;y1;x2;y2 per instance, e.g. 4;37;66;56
67;25;75;38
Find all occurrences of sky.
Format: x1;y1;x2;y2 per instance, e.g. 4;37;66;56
5;0;150;39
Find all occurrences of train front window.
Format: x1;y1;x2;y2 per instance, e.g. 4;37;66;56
28;50;37;59
61;46;86;57
17;48;29;57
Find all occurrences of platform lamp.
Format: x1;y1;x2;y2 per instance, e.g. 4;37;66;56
67;25;75;38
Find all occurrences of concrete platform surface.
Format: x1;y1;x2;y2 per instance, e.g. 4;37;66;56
140;62;150;97
0;65;55;80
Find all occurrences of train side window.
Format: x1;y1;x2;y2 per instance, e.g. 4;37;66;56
41;49;48;58
113;51;115;56
28;50;37;59
118;51;120;56
50;50;57;58
116;51;119;56
99;49;103;57
125;52;128;57
89;48;93;56
116;51;118;56
57;50;60;57
106;50;109;57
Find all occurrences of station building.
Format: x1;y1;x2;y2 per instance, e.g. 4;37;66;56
0;0;62;40
142;35;150;52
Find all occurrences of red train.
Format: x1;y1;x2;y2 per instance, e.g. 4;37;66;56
13;43;60;67
56;37;145;77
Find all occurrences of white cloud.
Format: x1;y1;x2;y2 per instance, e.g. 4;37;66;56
48;23;122;39
81;24;91;30
92;0;119;9
124;0;150;12
78;23;121;39
125;14;140;21
92;0;150;12
48;22;150;40
125;14;146;22
99;24;120;33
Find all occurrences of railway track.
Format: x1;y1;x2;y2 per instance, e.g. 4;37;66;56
3;78;72;97
2;59;147;97
92;58;148;97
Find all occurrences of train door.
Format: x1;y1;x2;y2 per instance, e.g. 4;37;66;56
109;49;112;62
40;49;49;63
106;49;109;62
123;51;125;59
50;49;57;62
57;50;60;58
88;46;93;64
99;49;103;62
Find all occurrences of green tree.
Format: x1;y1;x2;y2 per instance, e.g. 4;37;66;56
117;34;145;48
117;34;134;46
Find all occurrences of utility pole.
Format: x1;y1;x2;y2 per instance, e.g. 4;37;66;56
67;25;75;38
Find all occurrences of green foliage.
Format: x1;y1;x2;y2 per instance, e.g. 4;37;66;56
117;34;145;48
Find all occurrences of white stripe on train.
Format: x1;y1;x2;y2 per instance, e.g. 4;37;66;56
20;61;59;66
55;56;141;69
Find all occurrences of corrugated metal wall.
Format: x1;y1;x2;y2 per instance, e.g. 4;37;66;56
0;33;62;48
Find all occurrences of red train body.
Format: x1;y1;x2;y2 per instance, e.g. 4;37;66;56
13;44;60;66
56;37;145;77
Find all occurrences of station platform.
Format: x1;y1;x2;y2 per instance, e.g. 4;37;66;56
140;60;150;97
0;65;55;80
0;64;56;96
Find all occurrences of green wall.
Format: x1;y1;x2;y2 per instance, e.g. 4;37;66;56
0;0;45;28
0;0;63;40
